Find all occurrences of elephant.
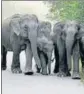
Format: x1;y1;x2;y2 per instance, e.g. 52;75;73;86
61;21;84;79
36;21;54;75
63;21;81;79
2;14;41;75
50;21;70;77
52;20;82;79
60;21;84;79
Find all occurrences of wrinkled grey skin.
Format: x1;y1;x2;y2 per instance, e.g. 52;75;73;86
79;23;84;73
51;22;70;77
36;21;54;75
2;14;41;74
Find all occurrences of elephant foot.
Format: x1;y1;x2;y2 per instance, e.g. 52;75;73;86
57;71;67;77
41;70;48;75
53;68;59;73
24;72;34;75
11;67;22;74
41;68;48;75
2;66;7;70
41;72;48;75
72;72;81;79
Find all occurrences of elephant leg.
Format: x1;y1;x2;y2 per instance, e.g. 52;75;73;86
40;52;48;75
35;48;41;73
24;43;33;75
56;39;67;77
11;46;22;73
54;44;59;73
72;41;80;79
64;49;71;76
1;46;7;70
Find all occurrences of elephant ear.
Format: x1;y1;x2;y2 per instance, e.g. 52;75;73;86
10;18;21;36
76;23;84;39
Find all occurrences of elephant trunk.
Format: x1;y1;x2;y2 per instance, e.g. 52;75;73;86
66;36;74;71
29;30;41;69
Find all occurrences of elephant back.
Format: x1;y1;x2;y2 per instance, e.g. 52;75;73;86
11;14;21;19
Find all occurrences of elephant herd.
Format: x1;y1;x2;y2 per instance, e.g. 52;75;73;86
1;14;84;79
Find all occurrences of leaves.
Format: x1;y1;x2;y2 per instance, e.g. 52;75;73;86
45;0;84;22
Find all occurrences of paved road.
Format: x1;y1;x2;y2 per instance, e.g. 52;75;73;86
2;52;84;94
2;70;84;94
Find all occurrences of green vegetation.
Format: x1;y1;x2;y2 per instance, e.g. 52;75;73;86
44;0;84;22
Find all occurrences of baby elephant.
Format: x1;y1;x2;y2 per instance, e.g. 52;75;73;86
36;21;54;75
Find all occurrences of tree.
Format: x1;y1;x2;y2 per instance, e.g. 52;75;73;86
44;0;84;22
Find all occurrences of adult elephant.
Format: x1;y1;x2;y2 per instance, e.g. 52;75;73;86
63;21;80;79
51;21;84;79
50;22;70;77
36;21;54;75
2;14;41;75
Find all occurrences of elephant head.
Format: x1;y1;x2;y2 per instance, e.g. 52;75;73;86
10;14;41;69
37;21;54;74
50;21;65;43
